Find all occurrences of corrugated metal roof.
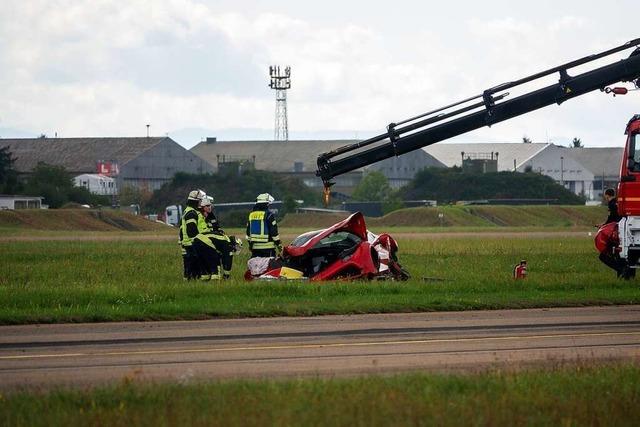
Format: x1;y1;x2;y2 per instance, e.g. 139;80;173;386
0;137;166;173
562;147;623;177
191;139;446;173
423;143;550;171
192;140;364;172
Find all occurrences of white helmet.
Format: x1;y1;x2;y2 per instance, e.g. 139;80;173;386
256;193;275;204
188;189;206;202
199;195;213;208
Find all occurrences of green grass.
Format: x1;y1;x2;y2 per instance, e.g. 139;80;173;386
1;363;638;426
1;233;638;324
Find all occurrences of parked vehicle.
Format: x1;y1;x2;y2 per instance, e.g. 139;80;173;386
596;115;640;278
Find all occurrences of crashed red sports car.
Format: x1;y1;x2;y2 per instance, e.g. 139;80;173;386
245;212;409;281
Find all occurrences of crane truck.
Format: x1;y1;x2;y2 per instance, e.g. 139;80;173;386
315;38;640;276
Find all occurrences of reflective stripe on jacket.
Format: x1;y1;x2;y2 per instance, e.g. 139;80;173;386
246;209;280;250
179;207;199;247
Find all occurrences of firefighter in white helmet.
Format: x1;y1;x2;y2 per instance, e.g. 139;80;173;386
178;189;207;280
246;193;282;258
192;195;241;280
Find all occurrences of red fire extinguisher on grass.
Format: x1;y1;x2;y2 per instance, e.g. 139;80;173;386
513;260;527;279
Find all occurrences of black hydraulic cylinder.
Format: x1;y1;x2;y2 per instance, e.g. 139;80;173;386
317;48;640;185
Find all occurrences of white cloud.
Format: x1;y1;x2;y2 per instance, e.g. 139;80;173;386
0;0;638;148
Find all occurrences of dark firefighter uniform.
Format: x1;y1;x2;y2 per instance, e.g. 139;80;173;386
246;205;281;258
598;192;626;277
179;205;201;280
606;196;622;224
192;200;237;280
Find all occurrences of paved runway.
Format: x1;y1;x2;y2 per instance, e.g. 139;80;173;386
1;305;639;389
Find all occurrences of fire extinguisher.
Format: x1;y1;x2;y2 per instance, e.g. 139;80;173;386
513;260;527;279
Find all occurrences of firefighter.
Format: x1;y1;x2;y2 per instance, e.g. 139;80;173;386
597;188;628;277
246;193;282;258
603;188;622;225
179;189;206;280
194;195;239;280
202;195;222;234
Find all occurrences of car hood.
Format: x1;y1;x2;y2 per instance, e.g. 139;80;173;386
285;212;368;257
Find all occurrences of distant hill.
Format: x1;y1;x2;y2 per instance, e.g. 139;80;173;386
281;205;606;229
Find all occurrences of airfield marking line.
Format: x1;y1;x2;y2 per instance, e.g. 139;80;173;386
1;331;638;361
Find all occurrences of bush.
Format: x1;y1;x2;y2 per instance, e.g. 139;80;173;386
147;170;320;213
401;168;585;204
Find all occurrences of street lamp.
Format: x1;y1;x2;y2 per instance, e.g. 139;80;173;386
560;156;564;186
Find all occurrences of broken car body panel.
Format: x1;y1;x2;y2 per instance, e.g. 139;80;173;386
246;212;409;281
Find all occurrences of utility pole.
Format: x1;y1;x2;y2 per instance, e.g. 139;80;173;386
269;65;291;141
560;156;564;186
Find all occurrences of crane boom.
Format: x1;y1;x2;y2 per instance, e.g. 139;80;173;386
316;39;640;190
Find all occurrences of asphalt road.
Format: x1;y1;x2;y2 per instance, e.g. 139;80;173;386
1;306;639;390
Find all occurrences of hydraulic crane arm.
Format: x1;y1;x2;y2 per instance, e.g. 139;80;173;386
316;38;640;191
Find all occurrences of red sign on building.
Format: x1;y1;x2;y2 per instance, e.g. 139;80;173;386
96;160;119;176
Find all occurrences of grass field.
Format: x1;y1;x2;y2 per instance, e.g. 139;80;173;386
0;205;606;233
1;231;637;324
1;363;638;426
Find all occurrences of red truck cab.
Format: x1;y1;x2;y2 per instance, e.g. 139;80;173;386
617;115;640;216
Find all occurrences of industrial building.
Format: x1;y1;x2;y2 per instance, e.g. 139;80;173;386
0;136;214;192
190;138;445;195
0;195;44;209
423;143;622;200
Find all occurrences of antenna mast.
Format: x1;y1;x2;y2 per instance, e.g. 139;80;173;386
269;65;291;141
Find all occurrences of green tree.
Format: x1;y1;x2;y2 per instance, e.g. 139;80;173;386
352;171;404;214
282;194;298;215
24;163;74;208
147;170;319;213
0;146;20;193
571;137;583;148
119;185;153;209
401;167;584;204
352;171;394;201
23;162;107;208
522;136;532;144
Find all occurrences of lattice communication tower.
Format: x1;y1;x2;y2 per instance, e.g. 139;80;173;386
269;65;291;141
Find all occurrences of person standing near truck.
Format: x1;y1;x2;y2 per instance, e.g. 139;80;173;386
597;188;626;277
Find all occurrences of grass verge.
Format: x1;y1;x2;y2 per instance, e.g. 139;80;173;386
0;235;638;324
1;363;638;426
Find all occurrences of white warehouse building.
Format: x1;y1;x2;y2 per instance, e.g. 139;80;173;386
423;143;622;200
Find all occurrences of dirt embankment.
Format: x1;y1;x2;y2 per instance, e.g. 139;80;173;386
1;205;605;233
281;205;606;228
0;209;169;232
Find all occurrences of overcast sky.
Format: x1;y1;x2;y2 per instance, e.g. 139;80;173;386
1;0;638;148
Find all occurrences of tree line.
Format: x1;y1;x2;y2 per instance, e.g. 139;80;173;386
1;145;585;213
0;147;110;208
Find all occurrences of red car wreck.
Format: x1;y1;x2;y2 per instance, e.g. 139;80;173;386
245;212;409;281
